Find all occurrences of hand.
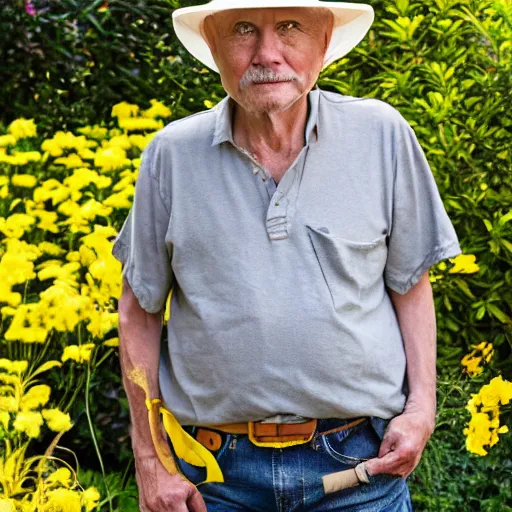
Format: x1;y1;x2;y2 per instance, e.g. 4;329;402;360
365;408;435;479
135;453;207;512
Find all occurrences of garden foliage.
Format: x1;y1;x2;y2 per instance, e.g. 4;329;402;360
0;0;511;510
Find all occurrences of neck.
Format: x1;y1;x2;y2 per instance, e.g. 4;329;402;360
232;95;309;160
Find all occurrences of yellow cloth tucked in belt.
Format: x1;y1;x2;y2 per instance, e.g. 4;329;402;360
129;367;224;486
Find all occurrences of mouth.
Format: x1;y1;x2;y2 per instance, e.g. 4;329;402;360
252;80;291;85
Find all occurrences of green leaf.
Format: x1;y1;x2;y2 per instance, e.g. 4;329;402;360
498;210;512;226
443;294;453;312
454;279;476;300
501;239;512;254
486;304;512;324
476;305;486;320
445;318;460;332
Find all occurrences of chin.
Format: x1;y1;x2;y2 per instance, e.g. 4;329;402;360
240;89;304;115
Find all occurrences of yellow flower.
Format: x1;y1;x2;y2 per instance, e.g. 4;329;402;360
82;487;101;511
87;310;118;338
61;344;95;364
107;134;132;150
102;189;134;209
38;281;91;333
448;254;480;274
464;375;512;455
129;133;152;151
38;242;66;256
118;117;163;132
0;396;18;413
20;384;51;411
13;410;44;438
111;101;139;119
103;337;119;347
0;410;10;429
54;153;88;169
94;146;129;172
77;124;108;140
44;467;73;488
464;411;492;456
0;358;28;374
484;375;512;406
461;354;483;376
4;303;49;343
41;488;82;512
142;99;172;119
42;408;74;432
41;138;64;157
461;342;493;377
8;118;37;139
0;134;17;147
0;213;36;239
11;174;38;188
11;150;42;163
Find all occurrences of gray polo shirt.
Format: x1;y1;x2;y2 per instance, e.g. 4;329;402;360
112;87;462;426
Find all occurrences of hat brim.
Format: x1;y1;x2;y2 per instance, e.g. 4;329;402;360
172;1;374;73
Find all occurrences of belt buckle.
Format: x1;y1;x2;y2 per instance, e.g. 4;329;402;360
248;418;318;448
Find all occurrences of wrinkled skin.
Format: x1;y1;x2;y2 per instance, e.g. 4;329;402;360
136;454;207;512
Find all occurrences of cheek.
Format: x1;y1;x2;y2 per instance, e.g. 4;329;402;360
218;41;254;78
282;36;326;73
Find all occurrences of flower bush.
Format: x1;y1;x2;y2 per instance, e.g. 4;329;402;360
0;100;174;510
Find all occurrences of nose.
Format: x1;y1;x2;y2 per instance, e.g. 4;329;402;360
251;26;283;68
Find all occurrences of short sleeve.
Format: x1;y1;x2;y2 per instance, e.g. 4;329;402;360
384;117;462;295
112;137;173;313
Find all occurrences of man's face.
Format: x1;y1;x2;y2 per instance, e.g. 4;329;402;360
202;7;334;114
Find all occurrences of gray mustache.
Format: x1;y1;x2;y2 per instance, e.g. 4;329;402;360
240;68;298;88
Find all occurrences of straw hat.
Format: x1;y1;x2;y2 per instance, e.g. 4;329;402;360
172;0;374;73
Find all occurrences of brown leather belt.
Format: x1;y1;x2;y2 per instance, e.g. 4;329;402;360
193;417;367;451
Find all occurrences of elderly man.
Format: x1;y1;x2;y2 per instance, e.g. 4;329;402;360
112;0;462;510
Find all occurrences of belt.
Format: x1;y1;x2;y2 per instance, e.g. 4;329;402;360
195;417;367;450
128;367;367;490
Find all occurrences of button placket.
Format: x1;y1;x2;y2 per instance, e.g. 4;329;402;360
266;146;309;241
231;141;308;240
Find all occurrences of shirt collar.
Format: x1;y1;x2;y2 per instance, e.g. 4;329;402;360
212;86;320;147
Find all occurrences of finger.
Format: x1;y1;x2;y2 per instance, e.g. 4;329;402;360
187;489;207;512
365;450;402;476
377;432;397;458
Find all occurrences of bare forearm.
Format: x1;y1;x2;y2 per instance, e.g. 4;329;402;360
118;278;169;457
388;271;437;428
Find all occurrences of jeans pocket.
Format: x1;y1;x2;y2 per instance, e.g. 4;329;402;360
305;225;387;309
318;418;381;467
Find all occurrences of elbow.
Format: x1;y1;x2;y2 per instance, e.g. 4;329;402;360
118;278;163;325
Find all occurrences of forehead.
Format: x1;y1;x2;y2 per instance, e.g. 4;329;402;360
211;7;324;26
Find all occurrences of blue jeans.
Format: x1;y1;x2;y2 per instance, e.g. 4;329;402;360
174;416;413;511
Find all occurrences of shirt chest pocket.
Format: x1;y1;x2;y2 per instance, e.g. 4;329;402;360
305;224;388;310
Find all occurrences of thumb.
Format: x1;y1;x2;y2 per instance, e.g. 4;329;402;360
365;449;400;477
187;487;207;512
378;429;399;458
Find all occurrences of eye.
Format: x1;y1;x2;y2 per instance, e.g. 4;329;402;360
278;21;300;32
234;22;255;35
